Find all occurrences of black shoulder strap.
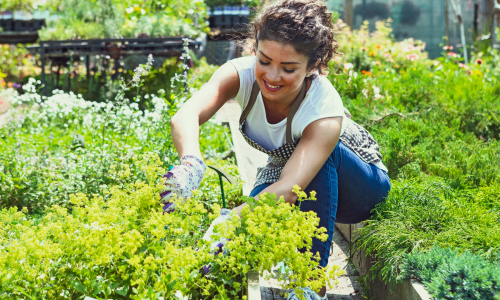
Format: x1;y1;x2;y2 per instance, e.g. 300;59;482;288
285;81;307;144
239;81;260;124
239;80;308;144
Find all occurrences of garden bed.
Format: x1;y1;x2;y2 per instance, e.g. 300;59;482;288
335;223;431;300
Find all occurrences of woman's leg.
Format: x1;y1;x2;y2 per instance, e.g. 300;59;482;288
299;141;391;267
335;142;391;224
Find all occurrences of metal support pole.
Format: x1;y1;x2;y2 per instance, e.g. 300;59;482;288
445;0;450;45
40;41;46;97
344;0;354;29
362;0;367;22
85;55;90;81
448;0;468;64
56;64;61;90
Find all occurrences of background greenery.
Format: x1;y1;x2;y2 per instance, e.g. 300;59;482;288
331;20;500;300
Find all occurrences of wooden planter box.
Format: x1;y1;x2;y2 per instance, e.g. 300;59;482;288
335;223;432;300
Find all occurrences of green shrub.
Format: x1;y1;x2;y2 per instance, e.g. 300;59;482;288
0;58;229;213
0;155;343;299
398;245;500;300
353;180;500;285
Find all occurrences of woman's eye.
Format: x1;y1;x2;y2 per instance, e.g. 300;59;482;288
284;68;295;73
258;59;270;66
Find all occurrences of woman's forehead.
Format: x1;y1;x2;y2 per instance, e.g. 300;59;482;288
257;40;308;64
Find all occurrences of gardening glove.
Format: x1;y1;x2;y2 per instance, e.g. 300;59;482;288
202;208;238;274
160;155;206;213
202;208;237;253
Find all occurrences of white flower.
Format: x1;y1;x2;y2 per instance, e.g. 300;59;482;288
344;63;354;70
362;89;368;98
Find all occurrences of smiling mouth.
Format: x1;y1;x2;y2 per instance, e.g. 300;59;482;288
263;80;283;92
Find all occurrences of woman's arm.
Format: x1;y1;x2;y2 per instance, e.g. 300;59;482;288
170;62;240;159
233;116;342;215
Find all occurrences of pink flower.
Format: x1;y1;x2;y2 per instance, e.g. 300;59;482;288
458;63;468;69
406;53;419;61
443;46;453;51
447;52;458;58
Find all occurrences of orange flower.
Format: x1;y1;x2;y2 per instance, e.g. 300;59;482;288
361;70;372;76
376;45;381;49
360;47;368;52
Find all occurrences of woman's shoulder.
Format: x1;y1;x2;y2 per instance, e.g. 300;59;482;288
228;56;256;110
306;75;342;105
228;56;256;73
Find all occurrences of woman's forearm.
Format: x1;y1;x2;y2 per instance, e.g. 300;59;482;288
169;62;241;160
171;111;203;160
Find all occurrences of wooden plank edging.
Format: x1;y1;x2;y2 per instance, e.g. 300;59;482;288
335;223;432;300
248;270;262;300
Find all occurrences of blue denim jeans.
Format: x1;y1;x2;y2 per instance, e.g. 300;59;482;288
249;141;391;267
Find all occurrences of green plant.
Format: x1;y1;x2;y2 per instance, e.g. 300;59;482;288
352;180;500;286
398;245;500;300
0;51;227;213
0;44;38;84
38;0;208;40
0;155;343;299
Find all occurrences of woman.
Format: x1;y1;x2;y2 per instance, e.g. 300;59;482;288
161;0;391;298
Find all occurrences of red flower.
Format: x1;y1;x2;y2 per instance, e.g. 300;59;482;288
476;59;483;65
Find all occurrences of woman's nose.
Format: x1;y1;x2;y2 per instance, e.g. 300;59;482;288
266;68;281;82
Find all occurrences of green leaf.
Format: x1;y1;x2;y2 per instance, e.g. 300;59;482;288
72;280;87;294
115;285;129;296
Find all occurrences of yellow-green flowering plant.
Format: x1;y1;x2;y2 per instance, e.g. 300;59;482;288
0;154;342;299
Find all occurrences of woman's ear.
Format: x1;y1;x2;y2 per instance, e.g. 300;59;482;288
308;59;321;75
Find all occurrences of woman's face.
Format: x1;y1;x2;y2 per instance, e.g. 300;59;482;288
255;39;310;104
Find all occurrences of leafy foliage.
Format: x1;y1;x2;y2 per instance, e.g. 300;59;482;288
0;44;38;87
332;20;500;298
0;155;343;299
38;0;208;40
353;180;500;285
398;245;500;300
0;57;225;213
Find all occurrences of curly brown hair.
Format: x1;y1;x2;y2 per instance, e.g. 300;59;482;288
245;0;340;75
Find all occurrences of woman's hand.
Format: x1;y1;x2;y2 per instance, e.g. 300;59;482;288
160;155;206;212
232;203;249;217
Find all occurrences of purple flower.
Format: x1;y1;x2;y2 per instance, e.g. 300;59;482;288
12;83;22;88
213;242;227;256
203;264;211;274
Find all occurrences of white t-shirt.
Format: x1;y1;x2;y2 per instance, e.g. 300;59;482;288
230;56;347;151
